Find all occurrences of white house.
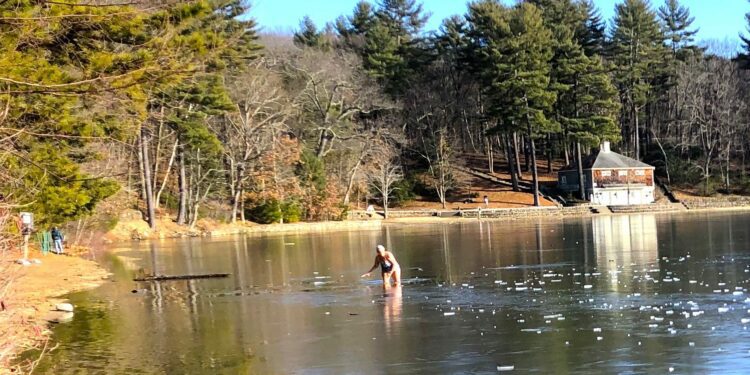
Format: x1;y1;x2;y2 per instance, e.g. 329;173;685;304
557;142;655;206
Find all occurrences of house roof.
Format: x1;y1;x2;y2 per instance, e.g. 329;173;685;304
559;150;653;172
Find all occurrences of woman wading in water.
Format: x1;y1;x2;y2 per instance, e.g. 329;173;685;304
361;245;401;287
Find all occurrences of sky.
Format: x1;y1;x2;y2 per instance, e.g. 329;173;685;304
252;0;748;45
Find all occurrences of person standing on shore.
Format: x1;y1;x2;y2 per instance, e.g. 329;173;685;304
362;245;401;288
51;227;64;254
484;195;489;207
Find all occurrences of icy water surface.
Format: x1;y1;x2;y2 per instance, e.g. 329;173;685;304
29;211;750;373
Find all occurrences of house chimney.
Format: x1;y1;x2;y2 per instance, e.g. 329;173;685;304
601;141;611;153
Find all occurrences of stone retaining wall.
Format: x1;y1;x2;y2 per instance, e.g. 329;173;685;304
608;204;682;214
682;198;750;210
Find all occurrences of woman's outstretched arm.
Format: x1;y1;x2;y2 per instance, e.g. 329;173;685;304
361;256;380;277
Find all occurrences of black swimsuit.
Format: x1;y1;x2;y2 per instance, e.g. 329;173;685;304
380;258;393;273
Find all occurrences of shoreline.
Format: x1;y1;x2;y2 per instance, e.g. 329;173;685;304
1;252;110;372
105;202;750;242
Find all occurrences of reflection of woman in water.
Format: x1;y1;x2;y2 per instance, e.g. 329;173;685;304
361;245;401;287
383;283;402;335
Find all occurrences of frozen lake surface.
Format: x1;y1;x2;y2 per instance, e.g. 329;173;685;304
30;211;750;373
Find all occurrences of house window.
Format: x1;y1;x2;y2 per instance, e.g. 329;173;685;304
561;176;567;184
601;170;611;177
618;170;627;177
635;170;645;176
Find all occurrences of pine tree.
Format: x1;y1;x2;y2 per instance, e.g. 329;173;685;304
470;2;557;206
658;0;699;60
376;0;430;37
566;56;622;199
294;16;333;50
578;0;607;57
141;0;261;227
362;0;430;96
335;1;376;52
528;0;619;199
609;0;666;161
0;1;166;225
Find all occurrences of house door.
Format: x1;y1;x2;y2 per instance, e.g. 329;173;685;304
629;189;641;205
610;190;628;205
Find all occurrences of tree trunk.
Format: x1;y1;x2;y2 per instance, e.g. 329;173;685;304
139;127;156;229
177;144;188;225
155;138;178;209
513;132;523;179
230;184;242;224
576;142;586;201
505;134;520;192
524;135;531;172
383;195;389;219
343;148;367;205
487;135;494;174
230;164;245;223
528;131;539;207
546;133;552;174
524;106;539;207
239;190;246;222
316;129;329;158
634;105;640;161
151;106;164;201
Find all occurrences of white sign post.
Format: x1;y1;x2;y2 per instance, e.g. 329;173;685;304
19;212;33;260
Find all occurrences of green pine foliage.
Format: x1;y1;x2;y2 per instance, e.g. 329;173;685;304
294;16;333;50
609;0;668;160
658;0;700;60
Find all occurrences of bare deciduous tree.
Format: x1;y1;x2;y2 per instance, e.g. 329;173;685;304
367;145;403;219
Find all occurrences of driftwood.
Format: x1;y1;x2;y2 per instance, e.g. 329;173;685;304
133;273;230;282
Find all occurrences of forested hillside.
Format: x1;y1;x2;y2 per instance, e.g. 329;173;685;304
2;0;750;231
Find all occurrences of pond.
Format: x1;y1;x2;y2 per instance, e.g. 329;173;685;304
29;211;750;373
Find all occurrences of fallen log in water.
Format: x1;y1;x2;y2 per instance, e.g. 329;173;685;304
133;273;230;282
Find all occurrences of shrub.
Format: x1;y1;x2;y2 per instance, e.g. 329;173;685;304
247;199;302;224
247;199;282;224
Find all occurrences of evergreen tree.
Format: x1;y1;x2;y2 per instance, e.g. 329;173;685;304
335;1;376;52
528;0;619;199
470;1;557;206
0;1;165;225
566;56;622;199
658;0;699;60
294;16;333;50
609;0;666;160
578;0;607;57
362;0;431;96
142;0;261;227
376;0;430;37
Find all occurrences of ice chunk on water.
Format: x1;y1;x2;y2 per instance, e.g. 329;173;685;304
718;307;729;313
741;318;750;324
497;365;515;371
584;285;593;289
444;312;456;316
593;328;602;332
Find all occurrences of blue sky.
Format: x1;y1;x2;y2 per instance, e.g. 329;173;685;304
252;0;748;44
